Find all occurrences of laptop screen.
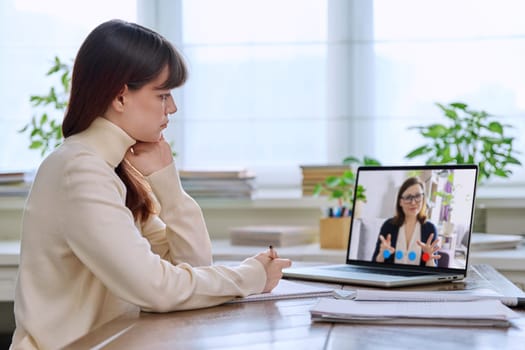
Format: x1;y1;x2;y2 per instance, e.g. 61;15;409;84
346;165;478;273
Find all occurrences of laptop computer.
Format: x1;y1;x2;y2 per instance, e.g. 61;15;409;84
283;164;479;287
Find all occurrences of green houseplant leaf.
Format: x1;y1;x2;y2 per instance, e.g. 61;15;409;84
19;56;71;157
313;156;379;210
405;102;522;183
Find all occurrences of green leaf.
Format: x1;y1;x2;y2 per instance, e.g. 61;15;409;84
494;168;508;177
506;156;522;165
61;72;70;90
331;189;344;199
341;170;355;180
487;121;503;134
450;102;468;110
30;140;43;149
325;176;340;187
362;156;381;165
424;124;448;138
405;145;431;158
312;184;323;196
342;156;360;165
443;109;458;120
355;185;367;201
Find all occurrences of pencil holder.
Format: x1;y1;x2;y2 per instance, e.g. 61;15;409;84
319;217;351;249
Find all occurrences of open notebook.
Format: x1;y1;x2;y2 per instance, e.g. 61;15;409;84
225;279;335;304
284;164;479;287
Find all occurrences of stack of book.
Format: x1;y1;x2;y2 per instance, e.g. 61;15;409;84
300;164;351;196
0;171;31;196
179;168;256;199
229;225;317;247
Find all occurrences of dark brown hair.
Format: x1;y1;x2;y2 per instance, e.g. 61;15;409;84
392;177;428;226
62;19;187;221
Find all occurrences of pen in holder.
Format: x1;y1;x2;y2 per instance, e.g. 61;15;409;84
319;216;351;249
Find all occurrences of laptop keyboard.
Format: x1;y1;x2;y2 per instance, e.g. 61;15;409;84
325;265;431;277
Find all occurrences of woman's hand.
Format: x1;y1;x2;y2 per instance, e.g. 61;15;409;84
417;233;442;266
376;233;396;262
254;248;292;293
125;136;173;176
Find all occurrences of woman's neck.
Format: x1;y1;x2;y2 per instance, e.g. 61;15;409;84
405;215;418;225
403;216;418;248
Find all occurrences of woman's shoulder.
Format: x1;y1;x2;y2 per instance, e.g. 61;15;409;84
37;140;120;185
422;220;438;232
381;217;397;229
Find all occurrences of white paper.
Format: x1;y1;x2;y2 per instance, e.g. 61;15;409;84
310;298;519;324
227;279;334;304
352;289;519;306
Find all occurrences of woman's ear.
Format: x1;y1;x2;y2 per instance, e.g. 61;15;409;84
111;85;129;113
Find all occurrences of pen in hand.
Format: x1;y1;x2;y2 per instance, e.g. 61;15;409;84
269;245;278;259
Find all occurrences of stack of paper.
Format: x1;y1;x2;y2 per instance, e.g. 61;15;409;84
0;171;26;184
310;298;519;327
229;225;317;247
179;168;256;199
0;171;31;196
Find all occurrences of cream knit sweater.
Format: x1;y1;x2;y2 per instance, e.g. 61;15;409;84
10;118;265;349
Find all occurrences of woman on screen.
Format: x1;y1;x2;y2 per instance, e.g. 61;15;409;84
373;177;441;267
11;20;291;350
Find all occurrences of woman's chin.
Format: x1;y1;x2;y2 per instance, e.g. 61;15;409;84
137;135;162;143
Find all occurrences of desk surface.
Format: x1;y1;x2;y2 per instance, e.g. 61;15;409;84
64;264;525;350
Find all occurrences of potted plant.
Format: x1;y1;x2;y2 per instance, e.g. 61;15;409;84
312;156;380;217
405;102;522;183
312;156;380;249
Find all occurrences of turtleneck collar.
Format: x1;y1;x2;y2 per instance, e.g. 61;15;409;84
67;117;136;168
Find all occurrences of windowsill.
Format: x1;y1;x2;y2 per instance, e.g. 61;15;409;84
475;186;525;208
192;186;525;209
2;185;525;209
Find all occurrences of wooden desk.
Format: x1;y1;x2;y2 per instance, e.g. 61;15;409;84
64;265;525;350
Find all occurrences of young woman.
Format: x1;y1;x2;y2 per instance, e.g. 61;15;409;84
11;19;291;350
373;177;441;267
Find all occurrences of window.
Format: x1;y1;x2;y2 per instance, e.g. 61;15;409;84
161;0;525;188
2;0;525;189
369;0;525;186
0;0;136;171
173;0;328;188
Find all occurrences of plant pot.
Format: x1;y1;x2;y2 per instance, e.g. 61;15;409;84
319;217;351;249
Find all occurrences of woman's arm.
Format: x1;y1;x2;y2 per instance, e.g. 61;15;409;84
125;138;212;267
373;219;396;263
418;222;441;267
64;155;266;312
146;163;213;267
